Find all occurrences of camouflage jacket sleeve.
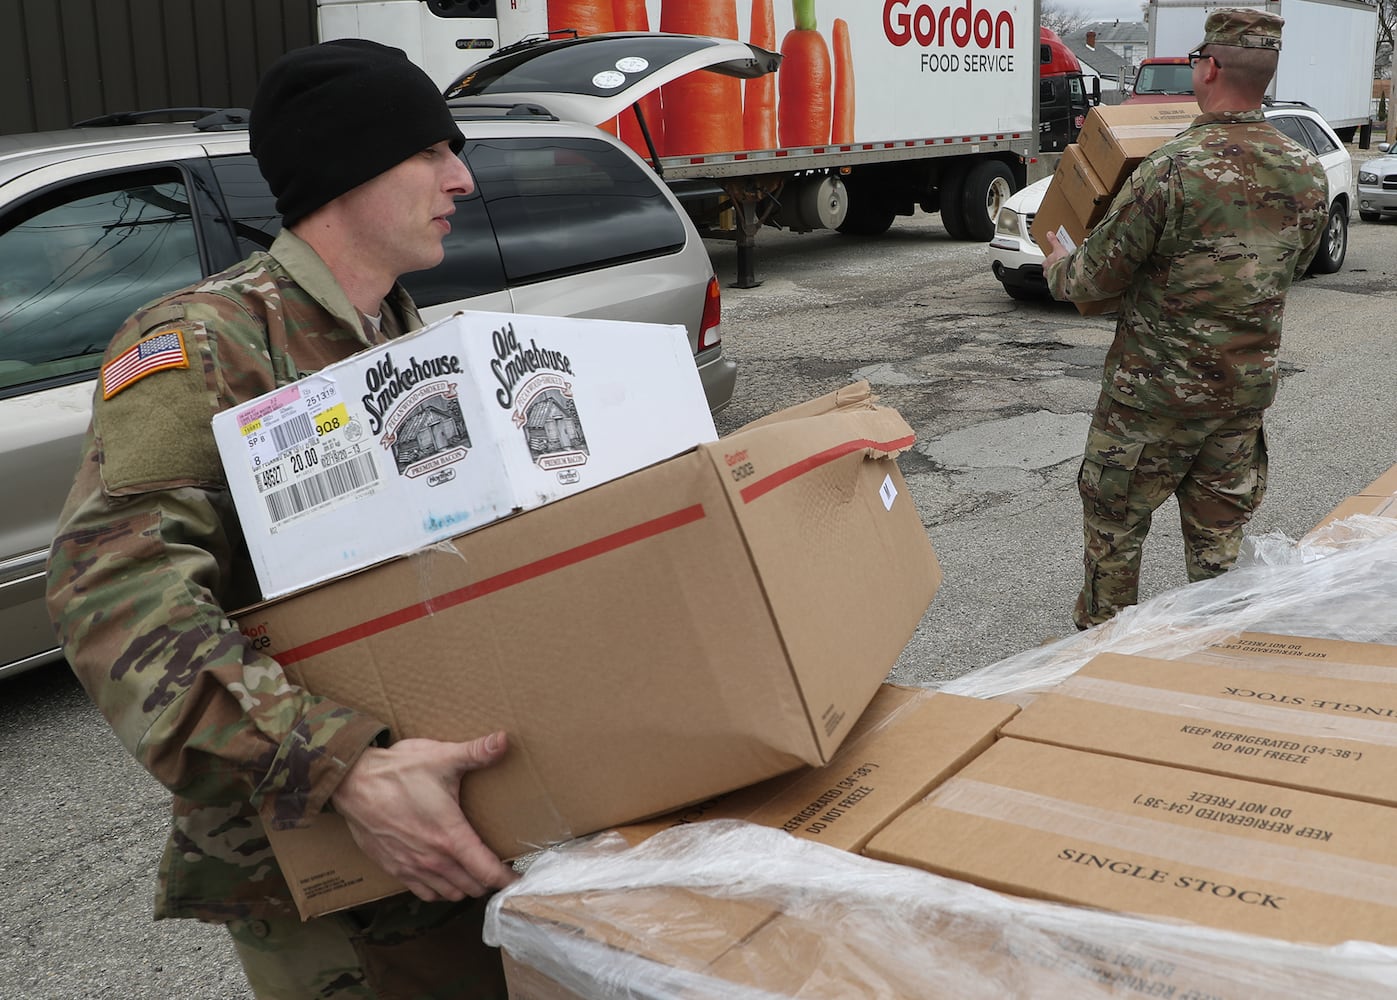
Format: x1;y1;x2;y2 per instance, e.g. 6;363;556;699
1045;150;1172;304
46;297;389;833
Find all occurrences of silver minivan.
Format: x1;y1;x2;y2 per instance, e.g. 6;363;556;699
0;67;742;678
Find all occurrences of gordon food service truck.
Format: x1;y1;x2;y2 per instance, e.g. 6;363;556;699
317;0;1047;284
1144;0;1378;144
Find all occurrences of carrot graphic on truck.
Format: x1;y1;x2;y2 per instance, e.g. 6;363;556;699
831;17;854;144
744;0;777;148
778;0;833;147
659;0;743;155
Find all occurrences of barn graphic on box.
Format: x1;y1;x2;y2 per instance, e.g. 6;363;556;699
515;377;588;472
382;386;471;480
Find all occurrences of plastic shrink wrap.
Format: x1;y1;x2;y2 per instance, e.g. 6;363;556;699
485;822;1397;998
485;516;1397;997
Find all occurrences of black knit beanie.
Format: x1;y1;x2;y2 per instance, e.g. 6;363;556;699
250;39;465;227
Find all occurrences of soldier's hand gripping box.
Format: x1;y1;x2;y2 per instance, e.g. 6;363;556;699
212;310;716;598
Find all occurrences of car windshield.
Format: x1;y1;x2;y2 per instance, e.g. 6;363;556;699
1134;64;1193;95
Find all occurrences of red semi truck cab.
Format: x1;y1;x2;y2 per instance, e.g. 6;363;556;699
1124;56;1194;103
1039;27;1098;152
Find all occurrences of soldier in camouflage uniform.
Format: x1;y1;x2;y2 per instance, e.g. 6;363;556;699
46;40;514;998
1043;8;1329;630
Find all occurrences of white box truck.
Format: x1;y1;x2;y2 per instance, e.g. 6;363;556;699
1144;0;1378;144
316;0;1090;283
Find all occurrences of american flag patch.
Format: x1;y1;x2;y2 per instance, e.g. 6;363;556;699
101;330;189;399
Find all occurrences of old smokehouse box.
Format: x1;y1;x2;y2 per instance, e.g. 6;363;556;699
212;310;715;597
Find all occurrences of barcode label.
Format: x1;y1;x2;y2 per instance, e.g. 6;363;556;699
270;413;315;453
265;452;378;523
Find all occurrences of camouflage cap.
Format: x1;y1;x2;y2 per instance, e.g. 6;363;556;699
1196;7;1284;51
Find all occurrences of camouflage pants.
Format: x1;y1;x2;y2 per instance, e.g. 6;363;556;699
1073;394;1267;629
228;893;506;1000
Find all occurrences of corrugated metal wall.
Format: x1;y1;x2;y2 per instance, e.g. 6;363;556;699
2;0;317;135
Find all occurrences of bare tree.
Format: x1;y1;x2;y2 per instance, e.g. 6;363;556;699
1378;0;1397;77
1042;2;1093;36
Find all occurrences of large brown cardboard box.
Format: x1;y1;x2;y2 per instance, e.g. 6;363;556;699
1054;142;1113;229
1028;180;1117;317
865;738;1397;946
1359;464;1397;497
1001;651;1397;807
496;841;1372;998
236;382;942;917
1075;102;1200;190
613;686;1018;852
499;887;777;999
1307;494;1397;537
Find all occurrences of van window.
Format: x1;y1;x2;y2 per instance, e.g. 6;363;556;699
0;172;203;392
209;154;283;255
464;136;686;285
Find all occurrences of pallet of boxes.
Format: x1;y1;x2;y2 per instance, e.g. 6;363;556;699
489;464;1397;997
1031;103;1200;315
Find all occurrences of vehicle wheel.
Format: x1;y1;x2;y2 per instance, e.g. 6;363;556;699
1308;202;1348;274
958;160;1016;243
836;181;896;236
1360;210;1381;223
938;163;970;239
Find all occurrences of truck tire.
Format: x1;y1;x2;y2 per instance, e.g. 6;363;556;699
1308;202;1348;274
836;183;896;236
938;163;971;239
956;161;1015;242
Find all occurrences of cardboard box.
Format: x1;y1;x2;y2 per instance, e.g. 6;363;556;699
496;839;1372;999
1001;651;1397;807
613;686;1018;852
236;382;942;917
1029;174;1118;317
865;738;1397;946
1075;102;1199;191
213;309;716;597
1054;143;1113;228
1359;464;1397;497
1307;494;1397;536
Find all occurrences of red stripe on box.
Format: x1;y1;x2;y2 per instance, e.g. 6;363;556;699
275;504;707;665
740;435;916;504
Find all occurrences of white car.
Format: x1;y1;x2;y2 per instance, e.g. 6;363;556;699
1357;143;1397;221
988;103;1355;300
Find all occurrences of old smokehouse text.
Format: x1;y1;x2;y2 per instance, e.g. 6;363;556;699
491;321;574;409
362;350;462;435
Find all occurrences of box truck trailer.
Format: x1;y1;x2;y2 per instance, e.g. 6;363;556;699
1143;0;1378;144
317;0;1091;284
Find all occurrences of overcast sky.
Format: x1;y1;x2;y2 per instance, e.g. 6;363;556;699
1077;0;1149;24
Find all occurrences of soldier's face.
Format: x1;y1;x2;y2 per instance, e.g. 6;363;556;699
335;140;474;276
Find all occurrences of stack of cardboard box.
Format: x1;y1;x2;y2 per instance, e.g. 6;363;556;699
216;318;945;919
493;493;1397;995
1030;103;1199;316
